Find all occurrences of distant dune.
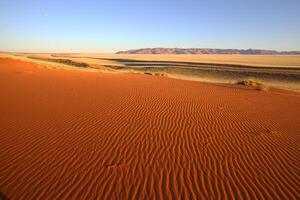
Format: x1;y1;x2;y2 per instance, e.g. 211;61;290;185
0;58;299;199
117;48;300;55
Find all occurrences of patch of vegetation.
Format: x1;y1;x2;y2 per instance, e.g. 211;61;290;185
28;56;89;68
143;71;168;77
237;79;269;91
154;72;168;77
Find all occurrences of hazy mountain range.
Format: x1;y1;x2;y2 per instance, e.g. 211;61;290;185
116;48;300;55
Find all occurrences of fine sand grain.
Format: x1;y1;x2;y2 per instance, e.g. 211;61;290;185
0;58;299;199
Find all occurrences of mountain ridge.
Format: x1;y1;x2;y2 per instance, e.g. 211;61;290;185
116;48;300;55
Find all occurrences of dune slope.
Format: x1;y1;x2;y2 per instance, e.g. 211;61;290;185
0;58;299;199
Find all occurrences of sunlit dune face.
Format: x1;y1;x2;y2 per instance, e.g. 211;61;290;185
0;58;299;199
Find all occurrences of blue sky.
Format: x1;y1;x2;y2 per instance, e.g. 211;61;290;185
0;0;299;53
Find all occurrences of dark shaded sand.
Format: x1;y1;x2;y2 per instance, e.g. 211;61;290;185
0;58;299;199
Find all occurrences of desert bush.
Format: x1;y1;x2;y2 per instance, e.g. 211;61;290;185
237;79;268;91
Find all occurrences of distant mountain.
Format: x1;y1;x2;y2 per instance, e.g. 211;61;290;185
116;48;300;55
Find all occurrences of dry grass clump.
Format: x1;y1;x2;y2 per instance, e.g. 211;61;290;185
143;71;168;77
144;72;153;75
237;79;269;91
154;72;168;77
28;56;89;68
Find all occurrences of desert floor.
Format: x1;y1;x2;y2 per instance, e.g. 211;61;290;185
2;53;300;92
0;58;299;199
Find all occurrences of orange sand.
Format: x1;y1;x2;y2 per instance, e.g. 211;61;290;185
0;58;299;199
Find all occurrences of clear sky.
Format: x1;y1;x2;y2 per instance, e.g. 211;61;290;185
0;0;299;53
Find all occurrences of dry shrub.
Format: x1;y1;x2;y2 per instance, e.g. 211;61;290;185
237;79;269;91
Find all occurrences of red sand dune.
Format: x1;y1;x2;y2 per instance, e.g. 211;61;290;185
0;58;299;199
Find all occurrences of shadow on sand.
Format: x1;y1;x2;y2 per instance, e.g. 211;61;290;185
0;192;8;200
